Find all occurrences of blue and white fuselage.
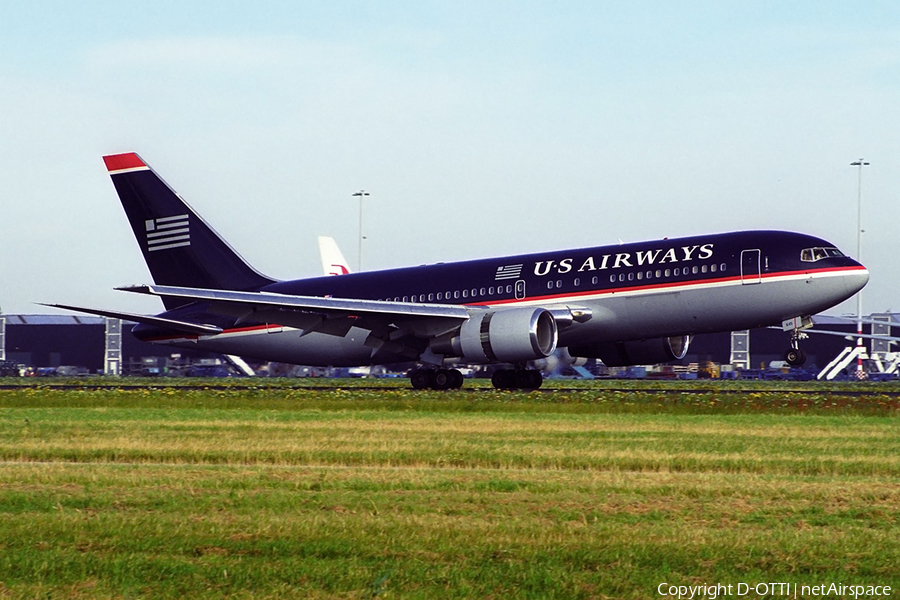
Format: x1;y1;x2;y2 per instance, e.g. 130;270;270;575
52;153;868;389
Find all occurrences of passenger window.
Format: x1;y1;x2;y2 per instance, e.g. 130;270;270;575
664;269;671;277
720;263;726;271
610;275;616;283
692;266;699;274
628;273;634;281
462;290;468;298
574;278;580;286
454;291;460;299
701;265;707;273
710;264;717;273
592;276;598;285
656;270;662;278
636;272;642;280
437;292;442;300
548;281;554;290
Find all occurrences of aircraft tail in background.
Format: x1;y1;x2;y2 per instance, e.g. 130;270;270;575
318;236;352;276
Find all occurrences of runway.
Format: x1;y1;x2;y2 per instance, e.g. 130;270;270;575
2;380;899;397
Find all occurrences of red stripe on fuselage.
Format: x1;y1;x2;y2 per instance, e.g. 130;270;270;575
467;265;866;306
139;265;866;341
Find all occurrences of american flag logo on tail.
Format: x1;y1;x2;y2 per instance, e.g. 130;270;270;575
145;214;190;252
494;264;523;281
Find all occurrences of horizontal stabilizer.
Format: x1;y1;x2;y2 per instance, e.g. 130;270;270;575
40;303;223;335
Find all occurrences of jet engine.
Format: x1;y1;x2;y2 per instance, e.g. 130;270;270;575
568;335;690;367
432;307;558;364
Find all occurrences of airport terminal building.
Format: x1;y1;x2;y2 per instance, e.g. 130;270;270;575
0;315;221;376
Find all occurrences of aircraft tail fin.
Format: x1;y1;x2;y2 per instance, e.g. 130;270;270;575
318;236;352;276
103;153;276;308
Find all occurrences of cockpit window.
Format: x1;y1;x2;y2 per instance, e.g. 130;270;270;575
800;247;844;262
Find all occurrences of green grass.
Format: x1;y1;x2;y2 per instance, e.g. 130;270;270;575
0;380;899;598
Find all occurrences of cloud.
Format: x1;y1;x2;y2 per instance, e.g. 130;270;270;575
83;36;355;75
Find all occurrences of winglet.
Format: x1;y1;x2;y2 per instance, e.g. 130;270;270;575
103;152;149;174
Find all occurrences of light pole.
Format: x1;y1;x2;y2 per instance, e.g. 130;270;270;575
352;190;369;271
850;159;869;378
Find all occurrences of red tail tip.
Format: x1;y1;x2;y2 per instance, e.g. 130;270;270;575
103;153;146;172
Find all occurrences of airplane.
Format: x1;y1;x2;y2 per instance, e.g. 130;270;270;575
48;152;869;390
318;236;352;276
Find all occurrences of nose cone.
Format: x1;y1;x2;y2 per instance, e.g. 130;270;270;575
845;260;869;296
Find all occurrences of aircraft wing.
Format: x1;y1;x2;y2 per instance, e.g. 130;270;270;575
117;284;473;342
39;303;224;335
119;285;471;319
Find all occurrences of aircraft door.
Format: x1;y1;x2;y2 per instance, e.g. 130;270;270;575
740;249;761;284
515;280;526;300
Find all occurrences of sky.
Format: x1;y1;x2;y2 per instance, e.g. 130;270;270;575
1;1;897;317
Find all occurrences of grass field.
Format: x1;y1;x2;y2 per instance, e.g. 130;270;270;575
1;379;899;599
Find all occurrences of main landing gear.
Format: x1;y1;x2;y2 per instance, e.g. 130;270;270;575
407;367;544;390
409;368;464;390
491;368;543;390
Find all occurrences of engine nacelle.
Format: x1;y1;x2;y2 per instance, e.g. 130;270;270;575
432;307;558;364
568;335;690;367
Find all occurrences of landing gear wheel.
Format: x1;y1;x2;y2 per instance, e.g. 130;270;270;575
514;369;543;390
492;369;515;390
409;368;465;390
410;369;431;389
433;369;453;390
785;348;807;367
491;368;542;390
448;369;464;389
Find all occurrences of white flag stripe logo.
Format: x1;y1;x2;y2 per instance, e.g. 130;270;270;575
154;214;189;224
495;264;523;280
147;227;189;239
154;221;189;230
146;215;190;252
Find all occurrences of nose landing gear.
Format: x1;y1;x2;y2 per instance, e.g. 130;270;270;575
784;316;812;366
785;344;807;367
